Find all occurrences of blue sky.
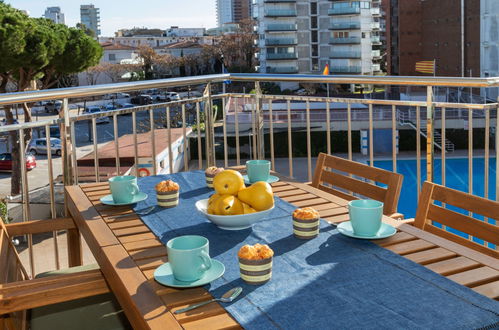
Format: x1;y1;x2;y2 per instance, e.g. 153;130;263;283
5;0;217;36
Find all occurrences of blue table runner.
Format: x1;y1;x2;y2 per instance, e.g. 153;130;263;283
135;171;499;329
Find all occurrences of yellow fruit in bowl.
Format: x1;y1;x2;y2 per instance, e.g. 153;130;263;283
242;202;257;214
215;194;244;215
207;193;222;215
238;181;274;211
213;170;245;195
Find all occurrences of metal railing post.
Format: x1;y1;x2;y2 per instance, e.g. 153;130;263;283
426;86;434;182
254;81;265;159
60;98;74;187
203;83;215;167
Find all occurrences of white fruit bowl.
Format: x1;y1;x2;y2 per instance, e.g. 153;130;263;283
195;199;275;230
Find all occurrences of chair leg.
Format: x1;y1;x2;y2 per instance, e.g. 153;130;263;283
67;228;82;267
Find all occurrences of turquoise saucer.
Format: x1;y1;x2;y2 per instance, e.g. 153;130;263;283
243;174;280;185
100;192;148;206
154;260;225;288
337;221;396;239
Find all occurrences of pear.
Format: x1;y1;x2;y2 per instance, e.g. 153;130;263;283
216;194;244;215
242;202;257;214
213;170;245;195
207;193;222;215
238;181;274;211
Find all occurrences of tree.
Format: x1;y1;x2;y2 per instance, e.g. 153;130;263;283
0;3;102;194
218;19;256;72
76;22;95;38
137;45;157;80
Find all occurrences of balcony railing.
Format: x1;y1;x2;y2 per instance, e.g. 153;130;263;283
328;7;361;15
266;23;298;32
266;66;299;73
371;7;381;15
330;51;361;58
371;36;381;44
266;52;298;60
371;22;380;30
265;9;297;17
265;38;298;46
330;66;362;73
329;22;361;30
330;37;361;44
372;50;381;58
264;0;295;2
0;73;498;279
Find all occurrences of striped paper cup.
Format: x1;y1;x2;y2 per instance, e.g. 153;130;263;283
293;216;320;240
156;190;179;208
205;173;216;188
239;257;272;285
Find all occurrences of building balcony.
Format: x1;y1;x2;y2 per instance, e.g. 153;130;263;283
371;36;381;44
266;52;298;60
265;23;298;32
372;50;381;58
328;7;360;15
264;9;297;17
265;38;298;46
329;37;361;44
329;22;361;30
372;63;381;72
264;0;295;2
330;51;361;58
371;22;380;30
371;7;381;16
330;65;362;73
266;66;299;73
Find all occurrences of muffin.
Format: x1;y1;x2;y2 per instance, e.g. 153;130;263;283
238;243;274;285
205;167;224;188
155;180;179;208
292;207;320;240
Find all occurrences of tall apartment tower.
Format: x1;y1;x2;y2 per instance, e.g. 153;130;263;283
44;6;65;25
217;0;252;27
80;4;101;37
254;0;383;75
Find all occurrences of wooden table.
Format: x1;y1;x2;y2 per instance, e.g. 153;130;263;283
66;177;499;330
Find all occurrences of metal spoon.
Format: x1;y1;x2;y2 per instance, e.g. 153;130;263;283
174;287;243;314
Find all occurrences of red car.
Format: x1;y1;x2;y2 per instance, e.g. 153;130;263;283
0;153;36;171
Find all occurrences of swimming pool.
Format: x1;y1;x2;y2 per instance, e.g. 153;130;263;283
374;157;497;219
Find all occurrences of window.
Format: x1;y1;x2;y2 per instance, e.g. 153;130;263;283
312;44;318;56
311;2;317;15
311;30;318;43
311;16;317;29
108;53;116;61
312;58;319;71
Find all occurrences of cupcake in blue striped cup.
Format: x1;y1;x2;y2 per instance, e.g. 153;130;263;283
205;166;224;188
155;180;179;208
292;207;320;239
238;244;274;285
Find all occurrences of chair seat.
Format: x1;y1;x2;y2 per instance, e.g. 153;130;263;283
31;264;131;330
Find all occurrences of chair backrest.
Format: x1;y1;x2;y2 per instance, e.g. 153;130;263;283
414;181;499;258
312;153;403;215
1;219;29;330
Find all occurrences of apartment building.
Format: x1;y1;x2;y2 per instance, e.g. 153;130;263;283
44;6;65;25
254;0;383;75
80;4;101;37
217;0;252;27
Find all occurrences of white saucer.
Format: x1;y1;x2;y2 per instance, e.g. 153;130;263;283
100;192;148;206
154;260;225;288
337;221;397;239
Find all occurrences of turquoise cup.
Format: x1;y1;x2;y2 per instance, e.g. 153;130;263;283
348;199;384;237
167;235;212;282
109;175;139;204
246;160;270;183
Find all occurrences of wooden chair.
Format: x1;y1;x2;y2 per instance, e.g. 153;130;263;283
414;181;499;258
312;153;404;218
0;218;129;329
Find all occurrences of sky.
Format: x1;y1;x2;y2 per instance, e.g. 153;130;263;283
5;0;218;36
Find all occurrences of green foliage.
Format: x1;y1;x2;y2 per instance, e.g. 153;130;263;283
0;2;28;74
0;199;8;223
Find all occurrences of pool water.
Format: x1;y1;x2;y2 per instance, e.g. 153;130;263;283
374;158;497;248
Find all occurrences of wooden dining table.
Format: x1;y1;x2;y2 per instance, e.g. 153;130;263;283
65;173;499;330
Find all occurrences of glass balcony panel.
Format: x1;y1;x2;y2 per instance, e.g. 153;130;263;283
266;24;298;31
266;66;299;73
330;66;362;73
371;36;381;44
330;51;361;58
328;7;360;15
329;37;361;44
265;38;298;45
267;52;297;60
371;7;381;15
329;22;361;30
265;9;297;16
371;22;380;30
371;50;381;57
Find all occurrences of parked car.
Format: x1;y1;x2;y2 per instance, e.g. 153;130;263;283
131;95;153;105
165;92;180;101
44;100;62;113
0;153;36;171
28;138;62;156
104;92;130;100
85;106;110;124
105;103;117;111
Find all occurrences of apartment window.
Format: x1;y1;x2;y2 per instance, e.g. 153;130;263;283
312;58;319;71
333;31;349;38
108;53;116;61
311;30;318;43
311;16;317;29
311;2;317;15
312;44;318;56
